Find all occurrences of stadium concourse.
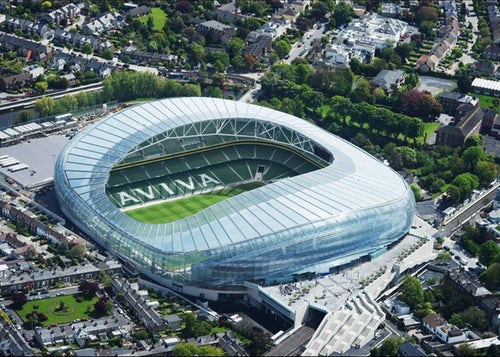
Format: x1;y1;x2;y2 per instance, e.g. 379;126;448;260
54;97;416;309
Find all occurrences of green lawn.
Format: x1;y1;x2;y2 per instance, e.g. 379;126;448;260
18;294;99;326
126;182;265;224
139;7;167;31
468;92;500;111
419;122;440;144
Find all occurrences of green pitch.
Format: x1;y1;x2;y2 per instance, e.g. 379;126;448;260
126;182;264;224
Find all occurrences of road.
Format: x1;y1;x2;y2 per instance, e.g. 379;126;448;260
285;23;325;64
446;0;478;75
440;182;500;237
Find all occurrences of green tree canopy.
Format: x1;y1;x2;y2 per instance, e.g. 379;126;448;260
479;241;500;267
273;39;291;59
480;262;500;291
398;275;424;310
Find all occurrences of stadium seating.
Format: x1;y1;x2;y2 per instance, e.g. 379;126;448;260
106;138;326;208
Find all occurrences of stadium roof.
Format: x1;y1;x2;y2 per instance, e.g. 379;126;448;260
55;97;410;254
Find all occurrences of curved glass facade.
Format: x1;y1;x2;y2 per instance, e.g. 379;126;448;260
54;97;415;289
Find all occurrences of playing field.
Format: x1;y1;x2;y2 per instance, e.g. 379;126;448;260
126;182;264;224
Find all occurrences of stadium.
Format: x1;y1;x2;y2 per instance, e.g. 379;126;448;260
54;97;415;297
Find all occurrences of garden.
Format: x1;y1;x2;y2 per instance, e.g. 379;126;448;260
17;294;100;326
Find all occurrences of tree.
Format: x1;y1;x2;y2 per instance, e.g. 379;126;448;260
99;271;113;288
17;110;33;123
57;242;69;255
371;336;404;356
479;241;500;267
41;1;52;11
247;326;272;356
450;173;479;201
438;251;452;261
480;262;500;290
68;243;86;260
410;183;422;201
34;81;48;95
134;329;148;340
80;44;93;56
465;134;484;148
94;296;112;315
274;40;291;59
457;73;472;93
172;343;199;356
79;280;100;295
349;78;372;103
101;49;114;61
475;161;498;187
453;307;489;331
308;68;354;97
34;96;56;117
398;275;424;309
332;1;355;28
415;6;439;24
398;90;441;121
463;146;486;170
11;292;27;307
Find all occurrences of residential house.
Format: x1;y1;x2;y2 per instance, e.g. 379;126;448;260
0;34;54;62
51;52;73;71
371;69;405;95
436;324;466;344
380;2;401;18
423;313;466;344
324;44;350;66
480;297;500;334
23;64;45;79
11;245;36;259
482;44;500;61
3;16;51;38
415;54;439;73
165;315;182;331
0;260;121;294
439;92;479;115
197;20;235;45
243;35;272;63
446;269;491;299
271;6;299;24
127;5;151;17
82;12;125;36
481;108;499;134
41;3;81;25
0;320;32;356
121;46;174;64
111;277;168;333
0;72;33;91
213;1;243;23
248;22;288;42
472;60;496;77
435;103;484;147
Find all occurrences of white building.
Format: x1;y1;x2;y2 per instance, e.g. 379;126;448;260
325;44;350;65
337;13;407;49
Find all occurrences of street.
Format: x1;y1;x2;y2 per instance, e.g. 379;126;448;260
285;24;325;65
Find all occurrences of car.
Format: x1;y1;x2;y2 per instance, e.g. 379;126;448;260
56;292;65;296
444;246;450;251
43;294;50;299
15;325;21;330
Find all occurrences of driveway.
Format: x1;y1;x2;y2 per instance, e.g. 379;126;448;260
416;76;457;95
